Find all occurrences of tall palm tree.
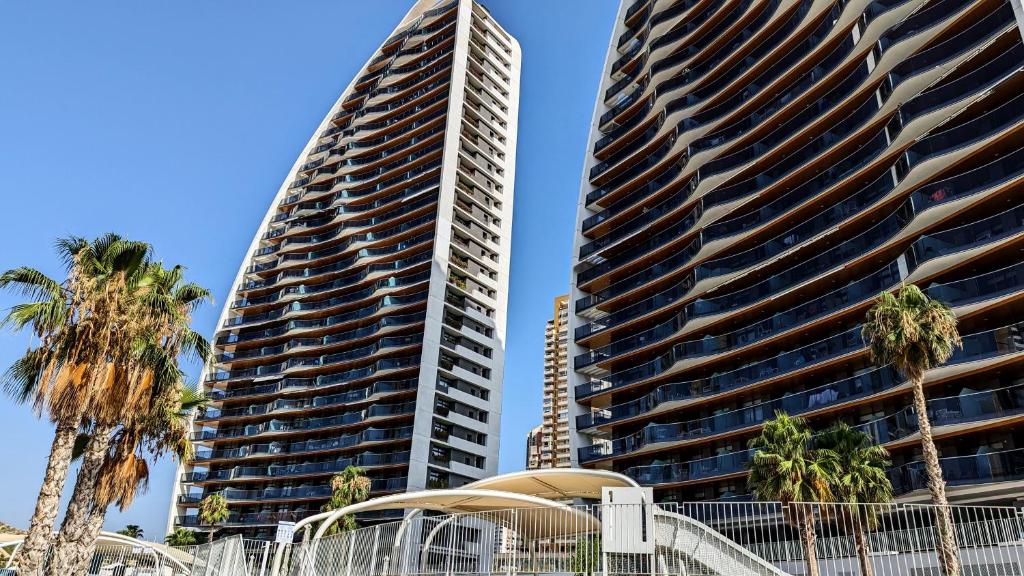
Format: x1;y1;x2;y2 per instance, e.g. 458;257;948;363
199;494;230;543
46;385;206;576
816;423;893;576
320;466;372;534
1;234;152;576
164;528;198;547
748;411;836;576
116;525;143;540
45;263;211;576
863;284;962;576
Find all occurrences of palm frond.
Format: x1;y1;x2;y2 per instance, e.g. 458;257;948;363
0;267;65;303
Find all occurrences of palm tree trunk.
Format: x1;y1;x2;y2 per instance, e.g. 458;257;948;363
799;507;820;576
853;522;874;576
49;502;106;576
45;424;114;576
15;421;80;576
911;375;960;576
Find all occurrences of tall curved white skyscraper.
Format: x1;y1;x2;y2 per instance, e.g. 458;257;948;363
169;0;520;539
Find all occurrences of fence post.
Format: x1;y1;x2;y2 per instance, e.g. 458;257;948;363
368;525;381;576
258;540;270;576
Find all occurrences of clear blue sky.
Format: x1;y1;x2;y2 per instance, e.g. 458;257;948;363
0;1;616;539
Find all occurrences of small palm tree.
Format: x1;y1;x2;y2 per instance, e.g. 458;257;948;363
748;411;836;576
116;525;144;540
164;528;198;547
320;466;372;534
199;494;230;542
863;284;962;576
816;423;893;576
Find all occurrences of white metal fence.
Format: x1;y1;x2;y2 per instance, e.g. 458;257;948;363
175;539;273;576
272;502;1024;576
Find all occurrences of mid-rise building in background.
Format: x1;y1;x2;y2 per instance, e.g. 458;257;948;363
169;0;520;538
569;0;1024;505
525;424;543;469
527;295;572;469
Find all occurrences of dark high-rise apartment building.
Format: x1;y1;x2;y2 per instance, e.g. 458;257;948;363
169;0;520;538
569;0;1024;506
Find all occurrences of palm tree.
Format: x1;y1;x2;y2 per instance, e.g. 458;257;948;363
45;263;211;576
320;466;372;534
199;494;230;543
816;423;893;576
863;284;962;576
164;528;198;547
46;385;207;576
116;525;144;540
1;234;152;576
748;411;837;576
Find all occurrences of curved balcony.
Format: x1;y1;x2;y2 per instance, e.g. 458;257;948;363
266;178;438;243
889;447;1024;495
231;266;429;312
597;0;809;164
248;220;434;283
217;312;425;365
218;292;427;349
233;253;432;323
603;0;789;133
191;425;414;463
271;196;436;252
581;322;1024;463
626;378;1024;487
584;296;1024;430
576;64;1024;317
207;355;421;402
244;231;434;294
577;139;1024;367
577;198;1024;399
208;334;423;384
302;122;445;188
586;0;983;214
591;0;873;173
204;371;416;425
580;11;1016;270
193;401;416;442
193;451;412;485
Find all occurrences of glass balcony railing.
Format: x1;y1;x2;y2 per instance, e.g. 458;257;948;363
201;376;416;425
584;322;1024;464
577;197;1024;398
888;447;1024;494
587;0;977;218
190;425;414;462
193;451;411;484
626;388;1024;488
247;221;434;281
241;246;432;304
220;291;428;345
206;355;420;402
576;64;1024;318
240;257;432;328
208;334;423;384
216;313;425;365
231;266;429;311
194;401;416;441
581;33;1018;281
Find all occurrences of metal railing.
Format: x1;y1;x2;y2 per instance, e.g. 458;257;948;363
272;501;1024;576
